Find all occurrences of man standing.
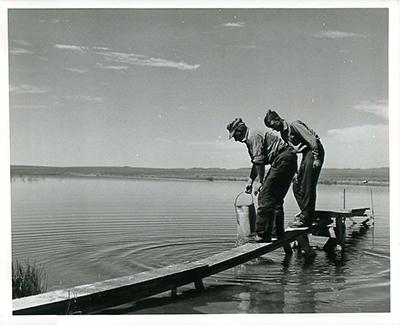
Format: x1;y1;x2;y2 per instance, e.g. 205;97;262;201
227;118;297;247
264;110;325;227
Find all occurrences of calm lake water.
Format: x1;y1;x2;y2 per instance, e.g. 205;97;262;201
11;176;390;313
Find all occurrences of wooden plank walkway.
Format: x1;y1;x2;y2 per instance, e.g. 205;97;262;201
195;228;308;276
13;229;308;315
13;262;209;315
13;207;371;315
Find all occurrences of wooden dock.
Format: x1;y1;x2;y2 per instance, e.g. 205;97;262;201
13;207;371;315
311;207;371;253
13;228;309;315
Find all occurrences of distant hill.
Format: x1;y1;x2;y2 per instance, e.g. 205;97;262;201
10;165;389;186
319;168;389;185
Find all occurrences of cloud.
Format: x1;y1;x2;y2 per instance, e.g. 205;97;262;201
9;84;49;94
92;46;111;51
187;141;220;146
353;100;388;119
64;95;104;102
9;39;34;55
327;124;388;142
223;22;246;28
324;124;389;168
10;39;31;46
155;137;174;144
314;30;368;39
96;64;130;70
11;104;47;109
54;45;200;70
155;138;233;147
56;45;111;53
54;44;89;53
97;51;200;71
229;45;257;49
64;68;87;74
9;47;34;55
40;18;70;24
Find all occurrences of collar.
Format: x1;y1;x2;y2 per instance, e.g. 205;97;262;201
242;127;250;143
282;120;289;132
282;120;290;137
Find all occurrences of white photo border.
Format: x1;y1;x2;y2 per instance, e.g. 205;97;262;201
1;1;398;324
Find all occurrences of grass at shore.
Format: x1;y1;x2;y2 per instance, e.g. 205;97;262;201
12;260;47;299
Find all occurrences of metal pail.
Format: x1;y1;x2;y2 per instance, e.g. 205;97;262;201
234;192;257;237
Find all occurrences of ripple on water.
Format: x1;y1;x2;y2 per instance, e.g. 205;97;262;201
11;178;390;313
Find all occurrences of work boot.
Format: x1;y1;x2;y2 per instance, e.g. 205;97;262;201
250;234;271;243
290;213;313;228
289;220;309;228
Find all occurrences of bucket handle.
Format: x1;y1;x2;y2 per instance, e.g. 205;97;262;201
234;191;254;207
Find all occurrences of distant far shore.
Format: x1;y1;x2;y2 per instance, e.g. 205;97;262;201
10;165;389;187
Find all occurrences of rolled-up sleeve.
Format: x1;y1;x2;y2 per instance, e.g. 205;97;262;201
248;133;265;164
291;120;321;161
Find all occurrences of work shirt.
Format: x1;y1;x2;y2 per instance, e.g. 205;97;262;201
280;120;322;162
243;128;287;165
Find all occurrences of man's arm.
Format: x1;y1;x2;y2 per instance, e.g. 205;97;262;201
245;165;257;193
245;130;266;193
245;163;265;194
254;164;265;195
291;121;321;168
255;164;265;185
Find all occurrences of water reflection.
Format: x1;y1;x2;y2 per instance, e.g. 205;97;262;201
326;222;371;266
11;177;390;313
296;265;317;313
231;218;376;314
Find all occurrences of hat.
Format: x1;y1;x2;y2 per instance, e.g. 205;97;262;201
264;109;281;126
227;118;243;139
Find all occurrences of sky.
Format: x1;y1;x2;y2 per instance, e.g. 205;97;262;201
8;8;389;169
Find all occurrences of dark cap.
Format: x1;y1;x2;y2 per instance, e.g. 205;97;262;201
264;109;281;126
226;118;243;139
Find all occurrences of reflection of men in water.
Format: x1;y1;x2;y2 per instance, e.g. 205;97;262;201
264;110;325;227
227;118;297;251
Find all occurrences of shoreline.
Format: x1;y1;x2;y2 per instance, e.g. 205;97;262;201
10;173;389;187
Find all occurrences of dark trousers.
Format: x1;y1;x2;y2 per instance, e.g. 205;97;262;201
293;143;325;224
256;150;297;240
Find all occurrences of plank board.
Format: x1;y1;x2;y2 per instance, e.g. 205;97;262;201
13;228;309;315
13;208;371;315
195;228;309;276
13;263;208;315
285;227;309;231
315;208;369;219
